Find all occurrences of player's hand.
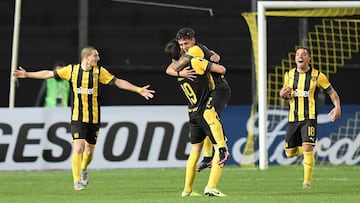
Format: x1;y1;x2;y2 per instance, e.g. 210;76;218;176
13;66;27;78
179;67;196;81
279;86;292;99
329;106;341;122
138;85;155;100
210;51;220;63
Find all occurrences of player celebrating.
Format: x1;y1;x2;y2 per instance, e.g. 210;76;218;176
13;46;155;191
173;27;231;171
165;39;227;197
279;47;341;189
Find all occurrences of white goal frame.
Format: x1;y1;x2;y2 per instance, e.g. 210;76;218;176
257;1;360;170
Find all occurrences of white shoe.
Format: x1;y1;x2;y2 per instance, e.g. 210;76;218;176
73;181;85;191
80;170;89;186
181;191;202;197
303;184;311;189
204;186;226;197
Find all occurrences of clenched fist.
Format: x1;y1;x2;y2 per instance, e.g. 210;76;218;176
279;86;292;99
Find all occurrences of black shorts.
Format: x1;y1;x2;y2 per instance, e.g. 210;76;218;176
188;106;227;145
285;119;317;149
71;121;100;145
189;115;215;144
211;77;231;115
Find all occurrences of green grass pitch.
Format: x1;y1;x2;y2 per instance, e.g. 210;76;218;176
0;165;359;203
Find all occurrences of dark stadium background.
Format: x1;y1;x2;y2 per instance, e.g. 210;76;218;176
0;0;359;107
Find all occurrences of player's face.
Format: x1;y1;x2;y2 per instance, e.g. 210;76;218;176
295;48;310;69
88;50;100;67
177;38;195;53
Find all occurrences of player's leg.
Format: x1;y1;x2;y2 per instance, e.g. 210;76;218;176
182;142;202;197
80;123;99;186
80;143;94;186
203;107;229;165
197;136;213;172
71;122;87;191
284;122;302;158
285;147;302;158
81;143;94;171
198;87;230;172
301;120;317;188
182;122;203;197
72;139;85;191
303;147;314;188
204;145;226;197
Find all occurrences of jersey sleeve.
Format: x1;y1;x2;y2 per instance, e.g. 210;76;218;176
99;66;115;84
55;64;72;81
318;72;332;92
191;57;211;75
196;43;213;59
185;45;204;59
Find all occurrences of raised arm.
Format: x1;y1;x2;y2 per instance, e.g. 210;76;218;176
13;67;54;79
113;78;155;100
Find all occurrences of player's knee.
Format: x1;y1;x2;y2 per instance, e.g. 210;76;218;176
285;150;298;158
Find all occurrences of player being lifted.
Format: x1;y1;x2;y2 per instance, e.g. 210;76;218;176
165;38;228;197
169;27;231;171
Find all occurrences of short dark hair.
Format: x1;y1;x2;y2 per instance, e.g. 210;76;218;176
296;47;311;56
176;27;195;40
164;39;181;60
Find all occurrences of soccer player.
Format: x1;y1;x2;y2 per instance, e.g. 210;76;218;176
279;47;341;189
165;39;227;197
173;27;231;170
13;46;155;191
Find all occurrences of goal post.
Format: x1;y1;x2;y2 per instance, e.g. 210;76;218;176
257;1;360;170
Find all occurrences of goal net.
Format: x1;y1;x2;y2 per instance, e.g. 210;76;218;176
241;2;360;169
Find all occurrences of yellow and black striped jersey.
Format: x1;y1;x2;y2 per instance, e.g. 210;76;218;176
184;42;212;59
284;67;332;122
185;43;229;92
178;57;213;117
54;64;115;124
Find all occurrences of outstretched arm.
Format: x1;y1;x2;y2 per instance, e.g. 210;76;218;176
113;78;155;100
13;67;54;79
